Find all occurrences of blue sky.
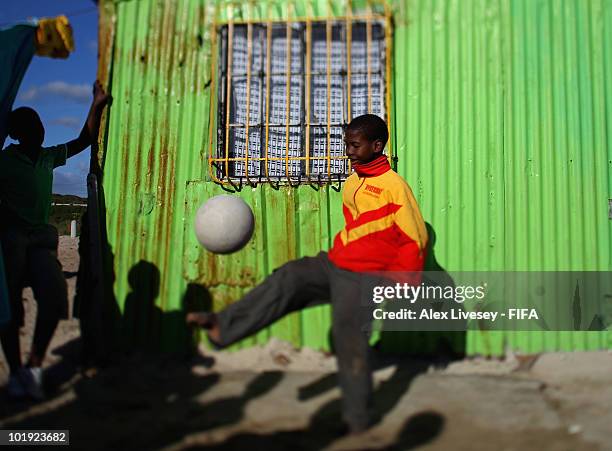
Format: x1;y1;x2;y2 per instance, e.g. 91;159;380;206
1;0;99;197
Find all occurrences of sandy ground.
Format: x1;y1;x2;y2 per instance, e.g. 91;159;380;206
0;238;611;450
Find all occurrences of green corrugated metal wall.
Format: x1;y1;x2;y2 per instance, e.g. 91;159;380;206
394;0;612;354
100;0;612;355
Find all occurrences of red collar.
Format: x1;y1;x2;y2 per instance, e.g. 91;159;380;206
352;154;391;177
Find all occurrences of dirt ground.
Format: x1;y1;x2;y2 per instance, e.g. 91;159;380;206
1;238;611;450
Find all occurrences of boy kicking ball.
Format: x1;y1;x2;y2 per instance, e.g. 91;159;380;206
187;114;428;433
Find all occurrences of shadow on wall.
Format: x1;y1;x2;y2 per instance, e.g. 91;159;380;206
123;261;161;350
77;173;463;361
75;158;213;361
73;184;121;368
376;222;467;358
111;223;465;358
123;262;213;355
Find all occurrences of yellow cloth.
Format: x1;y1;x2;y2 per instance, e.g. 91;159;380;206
35;16;74;59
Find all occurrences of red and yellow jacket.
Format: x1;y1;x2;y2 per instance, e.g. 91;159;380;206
328;154;428;273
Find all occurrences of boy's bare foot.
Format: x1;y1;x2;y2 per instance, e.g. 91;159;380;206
186;312;217;328
186;312;222;346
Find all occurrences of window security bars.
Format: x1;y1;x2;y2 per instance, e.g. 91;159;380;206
209;13;390;185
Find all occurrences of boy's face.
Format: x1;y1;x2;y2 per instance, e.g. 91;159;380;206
29;116;45;148
344;129;383;165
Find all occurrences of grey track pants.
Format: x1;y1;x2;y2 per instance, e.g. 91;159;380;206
215;251;377;430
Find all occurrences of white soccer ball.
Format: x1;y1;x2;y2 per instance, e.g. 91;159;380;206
194;195;255;254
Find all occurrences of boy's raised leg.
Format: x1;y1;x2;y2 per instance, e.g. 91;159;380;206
188;252;333;348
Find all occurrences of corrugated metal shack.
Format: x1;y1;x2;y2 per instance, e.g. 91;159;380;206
96;0;612;355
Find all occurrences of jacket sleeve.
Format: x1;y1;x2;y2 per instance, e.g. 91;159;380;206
393;182;428;252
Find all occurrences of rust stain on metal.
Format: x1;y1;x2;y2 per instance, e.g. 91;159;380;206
155;144;169;253
239;267;255;284
154;0;180;308
147;145;155;183
197;254;217;287
97;0;115;87
96;0;117;168
285;189;297;259
159;154;177;311
115;132;131;230
193;259;256;289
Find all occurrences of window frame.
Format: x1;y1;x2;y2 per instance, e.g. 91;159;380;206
206;10;394;187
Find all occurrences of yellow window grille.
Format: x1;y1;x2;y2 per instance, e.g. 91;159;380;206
208;11;391;185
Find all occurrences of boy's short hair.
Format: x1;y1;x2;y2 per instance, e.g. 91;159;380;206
345;114;389;148
8;107;40;141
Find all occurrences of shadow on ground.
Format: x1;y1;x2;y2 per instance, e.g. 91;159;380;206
188;363;444;451
0;347;446;450
0;217;455;449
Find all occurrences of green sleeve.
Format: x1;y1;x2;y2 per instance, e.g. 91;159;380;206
48;144;68;169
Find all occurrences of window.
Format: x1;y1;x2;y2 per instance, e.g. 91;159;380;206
211;17;388;184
